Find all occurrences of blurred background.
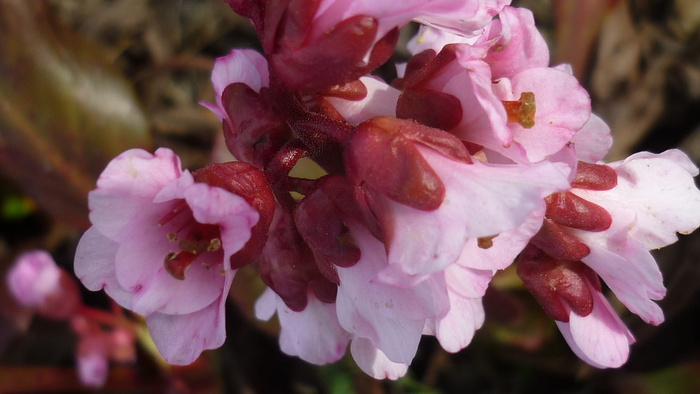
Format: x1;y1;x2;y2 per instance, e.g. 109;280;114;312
1;0;699;392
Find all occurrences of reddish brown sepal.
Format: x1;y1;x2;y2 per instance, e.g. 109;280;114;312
295;176;361;273
572;161;618;191
399;45;459;89
392;49;437;90
193;162;275;269
397;88;463;131
345;117;447;211
222;83;293;169
259;208;337;311
517;244;600;322
320;80;368;101
270;15;395;91
545;192;613;232
530;218;590;261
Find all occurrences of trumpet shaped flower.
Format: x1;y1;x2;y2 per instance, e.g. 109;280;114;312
75;148;260;364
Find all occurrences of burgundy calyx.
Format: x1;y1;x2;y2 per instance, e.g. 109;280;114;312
222;83;293;169
344;116;448;211
259;207;337;311
517;244;602;322
530;218;591;261
395;46;464;132
396;88;463;131
192;161;275;270
319;80;369;101
571;161;618;191
270;14;397;92
264;86;352;166
295;175;362;277
545;192;612;232
399;46;459;89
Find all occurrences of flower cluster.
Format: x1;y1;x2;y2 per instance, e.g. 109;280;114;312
71;0;700;379
7;251;136;387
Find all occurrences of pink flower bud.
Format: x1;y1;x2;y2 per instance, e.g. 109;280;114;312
7;250;80;320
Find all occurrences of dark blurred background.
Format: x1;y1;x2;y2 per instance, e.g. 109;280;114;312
0;0;699;392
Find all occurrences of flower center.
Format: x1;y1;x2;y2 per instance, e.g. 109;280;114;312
158;201;223;280
502;92;536;128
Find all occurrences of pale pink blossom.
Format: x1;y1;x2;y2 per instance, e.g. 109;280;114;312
7;250;80;320
377;145;570;283
435;48;516;154
553;150;700;367
491;67;591;162
335;222;433;370
335;221;495;378
75;148;259;364
571;150;700;325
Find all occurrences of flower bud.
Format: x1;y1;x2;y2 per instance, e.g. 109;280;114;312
7;250;80;320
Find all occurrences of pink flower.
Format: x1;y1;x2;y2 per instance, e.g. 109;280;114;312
312;0;510;46
74;148;261;365
7;250;80;320
491;67;591;163
521;150;700;368
256;217;498;380
571;150;700;325
345;117;571;284
336;221;493;378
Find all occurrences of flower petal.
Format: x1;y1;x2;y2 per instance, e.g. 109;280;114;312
88;148;182;240
269;291;351;365
577;226;665;325
571;113;612;162
350;338;409;380
556;289;635;368
74;227;132;309
384;148;568;279
336;222;432;364
146;273;233;365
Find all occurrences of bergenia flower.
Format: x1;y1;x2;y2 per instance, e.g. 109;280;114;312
520;150;700;368
569;150;700;328
7;250;80;320
74;148;271;364
345;116;571;284
63;0;700;382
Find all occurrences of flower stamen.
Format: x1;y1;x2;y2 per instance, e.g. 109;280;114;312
164;251;197;281
503;92;536;128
